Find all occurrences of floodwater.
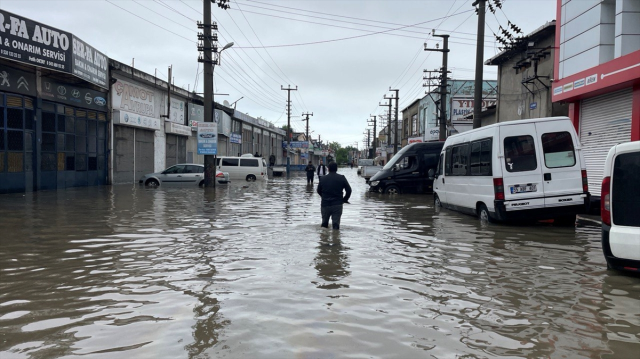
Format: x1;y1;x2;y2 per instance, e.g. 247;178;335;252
0;169;638;359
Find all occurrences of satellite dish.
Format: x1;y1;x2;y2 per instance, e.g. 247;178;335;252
223;100;230;106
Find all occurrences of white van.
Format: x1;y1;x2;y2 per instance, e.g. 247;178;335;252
216;156;267;181
600;141;640;272
433;117;589;223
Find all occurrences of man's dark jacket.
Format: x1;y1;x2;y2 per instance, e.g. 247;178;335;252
317;172;352;207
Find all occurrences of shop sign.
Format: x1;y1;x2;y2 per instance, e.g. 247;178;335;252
408;137;423;144
112;78;160;130
451;97;496;123
282;141;309;149
168;98;185;124
216;109;231;137
165;122;191;136
189;103;204;121
529;102;537;110
71;35;108;89
426;128;439;141
41;77;107;111
0;10;72;72
197;122;217;155
230;132;242;144
0;65;36;96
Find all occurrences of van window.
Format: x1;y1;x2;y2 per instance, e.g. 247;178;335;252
451;144;469;176
240;158;259;167
437;153;443;176
504;136;537;172
444;147;452;176
612;152;640;227
398;155;418;170
470;139;492;176
423;153;439;170
541;132;576;168
221;158;239;167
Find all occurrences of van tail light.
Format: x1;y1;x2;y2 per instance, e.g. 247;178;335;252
601;176;611;226
493;178;505;201
582;170;589;193
216;172;224;178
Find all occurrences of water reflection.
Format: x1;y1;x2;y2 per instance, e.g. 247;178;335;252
314;229;350;289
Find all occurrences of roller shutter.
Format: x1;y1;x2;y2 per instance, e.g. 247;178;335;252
580;88;632;197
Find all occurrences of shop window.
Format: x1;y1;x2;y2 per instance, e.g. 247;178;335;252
98;113;106;121
7;130;23;151
65;116;74;133
8;152;23;172
41;152;56;171
0;154;4;172
88;156;97;171
0;129;4;149
66;155;75;170
97;139;104;154
58;152;65;171
76;110;87;118
88;120;96;136
76;119;86;135
97;122;105;139
65;135;75;151
7;108;23;129
41;102;55;112
87;137;96;153
24;152;32;172
6;95;22;108
25;132;33;152
504;135;537;172
25;109;33;130
76;136;86;153
57;114;65;132
97;155;104;170
42;133;56;152
64;107;74;116
43;112;57;132
57;134;64;150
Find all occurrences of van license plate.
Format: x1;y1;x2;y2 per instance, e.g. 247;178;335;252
510;184;537;194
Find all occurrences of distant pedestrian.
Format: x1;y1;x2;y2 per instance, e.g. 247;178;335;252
254;151;260;157
317;161;327;180
304;161;316;184
269;154;276;166
317;161;352;230
350;161;354;169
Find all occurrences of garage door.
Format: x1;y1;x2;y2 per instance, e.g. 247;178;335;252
580;88;632;197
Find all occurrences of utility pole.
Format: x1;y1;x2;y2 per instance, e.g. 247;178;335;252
301;112;313;142
472;0;486;129
424;33;450;141
368;115;377;159
384;89;399;154
281;85;297;176
379;101;392;162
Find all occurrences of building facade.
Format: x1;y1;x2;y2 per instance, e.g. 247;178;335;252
552;0;640;200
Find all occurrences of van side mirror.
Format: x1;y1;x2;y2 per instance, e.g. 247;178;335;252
428;168;435;180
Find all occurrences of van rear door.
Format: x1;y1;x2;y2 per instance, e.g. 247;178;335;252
535;120;585;207
499;123;545;211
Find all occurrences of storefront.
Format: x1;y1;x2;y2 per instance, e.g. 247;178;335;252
110;76;161;184
165;122;189;167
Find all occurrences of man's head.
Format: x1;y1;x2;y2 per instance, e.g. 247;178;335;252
328;161;338;172
308;161;312;164
320;161;324;164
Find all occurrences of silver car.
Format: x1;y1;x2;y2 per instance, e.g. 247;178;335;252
139;164;229;187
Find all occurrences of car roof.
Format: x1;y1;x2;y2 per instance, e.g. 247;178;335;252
172;163;204;167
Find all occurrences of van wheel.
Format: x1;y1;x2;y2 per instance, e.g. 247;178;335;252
145;179;159;187
434;194;442;208
246;174;256;182
478;204;494;223
385;185;400;195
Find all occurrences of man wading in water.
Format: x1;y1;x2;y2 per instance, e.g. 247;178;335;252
316;161;352;230
304;161;316;185
317;160;327;181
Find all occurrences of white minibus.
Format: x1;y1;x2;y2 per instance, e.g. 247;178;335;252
433;117;589;224
216;156;267;181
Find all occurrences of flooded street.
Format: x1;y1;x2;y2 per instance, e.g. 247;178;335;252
1;168;639;359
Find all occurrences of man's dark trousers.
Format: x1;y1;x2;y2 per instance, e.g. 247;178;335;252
321;204;343;230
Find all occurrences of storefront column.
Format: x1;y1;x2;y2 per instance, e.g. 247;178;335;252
568;101;580;133
632;83;640;141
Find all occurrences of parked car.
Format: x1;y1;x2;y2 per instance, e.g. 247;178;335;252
601;141;640;273
139;164;229;187
369;142;444;194
216;156;267;181
433;116;589;224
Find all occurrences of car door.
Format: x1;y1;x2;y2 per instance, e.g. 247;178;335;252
184;165;204;184
534;120;584;206
499;123;545;211
394;154;421;193
158;164;187;185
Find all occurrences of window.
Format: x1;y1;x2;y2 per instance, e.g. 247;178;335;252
398;155;418;170
423;153;439;169
186;165;202;173
240;158;259;167
504;135;537;172
612;152;640;227
470;139;492;176
221;158;239;167
451;144;469;176
541;132;575;168
444;147;452;175
164;165;186;174
436;153;443;176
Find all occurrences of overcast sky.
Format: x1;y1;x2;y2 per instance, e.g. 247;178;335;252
2;0;556;147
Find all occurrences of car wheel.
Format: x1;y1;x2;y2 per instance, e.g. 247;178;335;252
246;174;257;182
434;194;442;208
145;179;159;187
478;203;494;223
199;180;205;187
385;185;399;195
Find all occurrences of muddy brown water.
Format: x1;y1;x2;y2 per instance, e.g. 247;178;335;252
1;169;638;358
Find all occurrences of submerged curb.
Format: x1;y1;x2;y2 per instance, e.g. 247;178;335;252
577;215;601;227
